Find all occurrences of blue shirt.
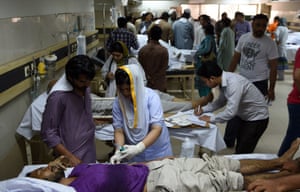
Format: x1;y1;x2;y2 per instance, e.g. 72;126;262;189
112;88;173;162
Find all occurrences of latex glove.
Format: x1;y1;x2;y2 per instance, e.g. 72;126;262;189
110;150;123;164
120;142;146;160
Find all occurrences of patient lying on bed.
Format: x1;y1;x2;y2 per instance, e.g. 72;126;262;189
26;138;300;192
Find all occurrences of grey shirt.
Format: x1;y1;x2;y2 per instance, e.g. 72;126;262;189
203;72;269;123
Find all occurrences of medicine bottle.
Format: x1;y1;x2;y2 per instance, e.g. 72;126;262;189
180;137;195;158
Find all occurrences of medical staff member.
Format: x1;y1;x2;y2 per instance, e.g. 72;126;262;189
110;64;173;163
41;55;96;166
101;41;140;97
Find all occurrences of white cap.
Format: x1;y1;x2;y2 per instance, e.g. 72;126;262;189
44;54;57;62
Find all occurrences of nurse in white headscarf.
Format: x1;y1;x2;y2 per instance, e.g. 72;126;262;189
110;64;173;163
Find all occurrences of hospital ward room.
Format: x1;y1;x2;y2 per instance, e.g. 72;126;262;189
1;0;300;191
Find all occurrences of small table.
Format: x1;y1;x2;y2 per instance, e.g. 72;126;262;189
166;68;195;100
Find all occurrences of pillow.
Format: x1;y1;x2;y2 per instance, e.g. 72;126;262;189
0;177;76;192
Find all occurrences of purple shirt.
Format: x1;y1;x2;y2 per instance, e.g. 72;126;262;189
41;88;96;163
69;164;149;192
235;21;251;43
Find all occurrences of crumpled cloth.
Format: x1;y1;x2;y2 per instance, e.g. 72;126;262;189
146;155;243;192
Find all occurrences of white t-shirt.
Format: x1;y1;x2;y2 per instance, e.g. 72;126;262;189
236;33;278;82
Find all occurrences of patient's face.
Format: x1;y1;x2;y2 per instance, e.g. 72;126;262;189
28;165;65;182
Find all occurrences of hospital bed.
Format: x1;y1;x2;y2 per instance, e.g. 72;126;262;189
0;153;279;192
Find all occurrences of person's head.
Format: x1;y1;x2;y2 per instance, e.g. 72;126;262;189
223;18;231;28
199;14;210;26
182;8;191;19
149;25;162;41
27;165;65;182
161;11;169;21
252;14;269;38
115;68;132;99
236;12;245;22
144;12;153;22
274;16;280;23
109;41;129;64
278;17;287;26
168;9;177;21
115;64;145;100
126;15;134;24
65;55;95;92
204;23;215;36
117;17;127;28
221;12;227;20
197;60;222;88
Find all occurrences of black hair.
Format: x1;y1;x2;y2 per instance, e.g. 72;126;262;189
126;15;133;23
117;17;127;28
223;18;231;27
197;60;222;78
115;68;130;86
199;14;210;24
109;41;124;53
149;25;162;41
26;167;65;183
235;11;244;18
252;14;269;23
204;23;215;36
65;55;95;82
161;12;169;20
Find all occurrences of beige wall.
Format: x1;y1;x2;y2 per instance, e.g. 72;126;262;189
269;1;300;22
0;0;96;180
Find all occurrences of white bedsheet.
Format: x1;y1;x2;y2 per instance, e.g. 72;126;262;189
0;177;76;192
95;110;226;153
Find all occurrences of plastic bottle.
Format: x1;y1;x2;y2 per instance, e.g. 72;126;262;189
76;33;86;55
180;137;195;158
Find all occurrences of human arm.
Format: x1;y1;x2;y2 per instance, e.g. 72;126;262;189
267;58;278;101
120;91;164;159
53;144;81;166
41;93;82;166
131;33;139;50
293;63;300;91
195;37;212;57
281;158;300;173
101;56;115;80
203;79;242;123
247;174;300;192
228;51;241;72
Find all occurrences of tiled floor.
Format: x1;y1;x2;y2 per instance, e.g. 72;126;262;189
96;70;297;161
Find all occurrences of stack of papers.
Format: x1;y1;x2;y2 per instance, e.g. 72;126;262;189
164;110;213;128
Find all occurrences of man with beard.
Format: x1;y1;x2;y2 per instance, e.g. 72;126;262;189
26;138;300;192
41;55;97;166
226;14;278;149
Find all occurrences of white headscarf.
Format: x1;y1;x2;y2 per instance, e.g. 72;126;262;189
117;64;147;138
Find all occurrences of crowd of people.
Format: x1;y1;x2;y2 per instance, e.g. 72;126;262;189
16;7;300;192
